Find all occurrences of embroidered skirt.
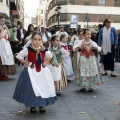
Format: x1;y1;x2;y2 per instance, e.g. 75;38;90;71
13;68;57;107
0;57;16;76
74;55;104;87
72;51;80;79
48;63;67;91
63;56;74;80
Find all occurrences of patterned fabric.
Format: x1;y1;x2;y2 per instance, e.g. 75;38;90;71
50;46;62;66
72;51;80;79
75;56;104;87
0;57;16;76
13;68;57;107
54;63;67;91
74;42;104;87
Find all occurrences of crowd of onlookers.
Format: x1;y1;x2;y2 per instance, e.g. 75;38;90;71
9;20;120;74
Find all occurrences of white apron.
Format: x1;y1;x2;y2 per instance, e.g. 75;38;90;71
28;64;56;98
47;64;62;81
0;27;14;65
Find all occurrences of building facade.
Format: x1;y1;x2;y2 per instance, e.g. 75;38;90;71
0;0;24;27
31;17;37;27
36;0;48;27
0;0;10;26
47;0;120;31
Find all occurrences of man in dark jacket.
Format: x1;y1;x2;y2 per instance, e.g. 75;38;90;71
16;22;26;65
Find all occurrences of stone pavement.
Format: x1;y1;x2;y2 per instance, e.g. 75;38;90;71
0;63;120;120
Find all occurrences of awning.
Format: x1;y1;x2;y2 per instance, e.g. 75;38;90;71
0;3;10;18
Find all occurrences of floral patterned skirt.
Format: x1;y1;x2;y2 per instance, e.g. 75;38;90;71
72;51;80;79
74;55;104;87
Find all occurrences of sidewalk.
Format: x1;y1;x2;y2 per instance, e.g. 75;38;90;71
0;64;120;120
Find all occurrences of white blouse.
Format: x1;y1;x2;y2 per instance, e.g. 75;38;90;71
16;47;52;60
73;39;101;52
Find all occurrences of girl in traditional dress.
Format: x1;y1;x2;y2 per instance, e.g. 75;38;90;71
13;32;57;113
74;29;104;92
0;16;16;80
48;35;69;96
73;31;83;80
60;34;74;81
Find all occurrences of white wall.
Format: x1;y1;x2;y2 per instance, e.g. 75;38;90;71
48;5;120;20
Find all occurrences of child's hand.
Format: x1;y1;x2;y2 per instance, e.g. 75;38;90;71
92;47;97;49
40;47;45;51
24;62;30;68
43;62;47;67
56;63;61;67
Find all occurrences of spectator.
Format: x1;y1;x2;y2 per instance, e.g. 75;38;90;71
56;25;68;37
98;18;118;77
96;24;103;44
117;29;120;62
16;22;26;44
22;24;34;45
91;29;97;42
41;26;51;48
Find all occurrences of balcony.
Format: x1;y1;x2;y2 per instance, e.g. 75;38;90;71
11;10;20;18
5;19;11;27
0;3;10;18
10;0;17;10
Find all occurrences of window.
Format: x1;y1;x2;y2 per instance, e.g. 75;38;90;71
6;0;9;6
98;15;105;22
113;15;120;23
114;0;120;7
68;0;75;5
0;0;3;2
83;0;90;5
41;10;43;14
60;14;68;22
99;0;105;6
56;0;67;5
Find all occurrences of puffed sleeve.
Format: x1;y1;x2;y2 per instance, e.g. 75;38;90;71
24;40;31;48
61;47;70;58
45;51;52;59
92;41;101;52
16;47;28;59
73;40;83;52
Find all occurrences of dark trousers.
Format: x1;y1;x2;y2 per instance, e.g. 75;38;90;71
103;48;115;71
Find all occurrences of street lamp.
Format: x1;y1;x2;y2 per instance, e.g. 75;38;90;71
85;13;88;29
55;5;62;31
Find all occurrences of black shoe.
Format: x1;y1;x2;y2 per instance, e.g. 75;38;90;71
102;73;107;76
56;92;61;96
88;88;94;92
30;107;36;113
111;74;117;77
39;107;46;113
80;88;86;92
67;80;71;82
114;59;118;62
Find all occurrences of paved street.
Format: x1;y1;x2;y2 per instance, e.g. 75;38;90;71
0;63;120;120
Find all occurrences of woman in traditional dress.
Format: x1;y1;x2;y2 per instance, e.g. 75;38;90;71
73;31;84;80
48;35;69;96
74;29;104;92
0;16;16;80
13;32;57;113
60;34;74;81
